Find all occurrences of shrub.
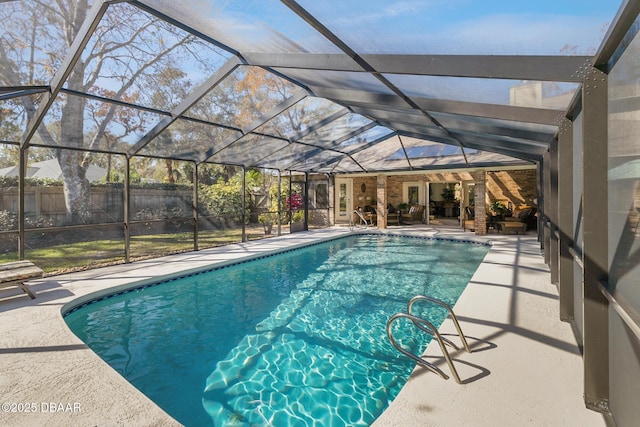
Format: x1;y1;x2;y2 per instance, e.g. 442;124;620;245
0;210;15;231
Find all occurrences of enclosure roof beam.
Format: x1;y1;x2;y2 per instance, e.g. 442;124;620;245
351;105;555;144
451;129;549;151
281;0;470;166
131;0;243;59
462;141;542;162
306;132;398;172
244;52;592;82
20;0;117;149
393;127;542;161
326;121;379;147
199;88;309;163
0;87;49;101
593;0;640;70
451;132;546;158
270;121;382;170
396;130;540;162
311;86;565;126
59;87;171;116
128;57;243;157
284;108;350;143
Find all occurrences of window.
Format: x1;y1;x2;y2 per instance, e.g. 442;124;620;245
313;183;328;209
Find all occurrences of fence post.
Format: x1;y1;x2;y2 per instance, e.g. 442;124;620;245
277;171;282;236
241;166;246;242
18;148;26;260
304;172;309;231
124;158;130;263
193;162;199;252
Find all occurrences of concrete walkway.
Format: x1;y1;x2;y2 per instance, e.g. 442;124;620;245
373;228;604;427
0;226;604;426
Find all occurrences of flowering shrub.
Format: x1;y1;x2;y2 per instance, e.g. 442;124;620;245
286;193;303;211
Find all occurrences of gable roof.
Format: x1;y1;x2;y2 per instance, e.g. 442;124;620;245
0;159;106;182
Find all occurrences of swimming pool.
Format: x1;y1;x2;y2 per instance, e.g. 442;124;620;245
64;234;489;426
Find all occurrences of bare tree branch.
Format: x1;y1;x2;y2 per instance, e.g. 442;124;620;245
85;34;196;151
82;20;161;90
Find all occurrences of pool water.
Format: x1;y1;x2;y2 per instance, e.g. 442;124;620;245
64;234;488;426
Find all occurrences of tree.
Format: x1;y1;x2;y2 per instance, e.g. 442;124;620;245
0;0;221;223
1;1;337;228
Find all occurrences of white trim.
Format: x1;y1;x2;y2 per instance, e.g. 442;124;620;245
334;177;353;223
402;181;424;206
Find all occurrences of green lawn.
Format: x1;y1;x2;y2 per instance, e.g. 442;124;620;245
0;226;277;274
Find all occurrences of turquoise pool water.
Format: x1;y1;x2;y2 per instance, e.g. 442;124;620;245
64;234;488;426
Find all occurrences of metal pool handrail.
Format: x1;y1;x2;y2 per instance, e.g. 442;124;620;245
386;312;462;384
407;295;472;353
349;209;368;230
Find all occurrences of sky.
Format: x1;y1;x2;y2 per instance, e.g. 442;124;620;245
190;0;623;55
298;0;621;54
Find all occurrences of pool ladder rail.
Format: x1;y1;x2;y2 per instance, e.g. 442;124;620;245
387;295;472;384
349;209;368;231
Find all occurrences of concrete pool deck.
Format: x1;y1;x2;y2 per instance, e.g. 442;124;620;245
0;226;605;426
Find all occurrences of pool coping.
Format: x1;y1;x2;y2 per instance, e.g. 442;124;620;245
0;226;604;426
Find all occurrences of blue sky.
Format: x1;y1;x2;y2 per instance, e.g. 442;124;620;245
201;0;621;55
297;0;621;54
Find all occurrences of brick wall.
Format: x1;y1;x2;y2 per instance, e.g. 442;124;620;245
377;175;387;227
330;169;538;233
486;169;537;209
386;172;474;207
344;170;537;211
472;171;487;235
352;176;378;209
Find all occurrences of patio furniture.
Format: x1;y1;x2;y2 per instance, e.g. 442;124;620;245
385;204;400;225
496;221;527;234
363;205;377;225
463;206;475;231
0;261;43;299
387;210;400;225
496;206;537;234
401;205;425;224
513;207;537;230
443;201;455;218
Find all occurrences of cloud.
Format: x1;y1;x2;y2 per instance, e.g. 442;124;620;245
445;13;606;54
331;0;439;27
351;11;608;54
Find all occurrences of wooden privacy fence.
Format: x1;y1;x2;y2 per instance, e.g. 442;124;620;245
0;186;193;226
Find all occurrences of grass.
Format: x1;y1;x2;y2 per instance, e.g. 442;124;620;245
0;226;280;274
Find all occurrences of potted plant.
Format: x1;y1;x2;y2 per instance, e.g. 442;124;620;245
441;187;455;201
489;201;507;219
397;202;409;213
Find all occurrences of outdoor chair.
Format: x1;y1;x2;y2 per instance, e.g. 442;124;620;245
495;206;536;234
364;207;377;225
401;205;425;224
0;261;43;299
463;206;475;231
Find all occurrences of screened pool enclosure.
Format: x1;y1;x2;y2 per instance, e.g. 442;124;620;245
1;0;612;269
2;1;640;424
